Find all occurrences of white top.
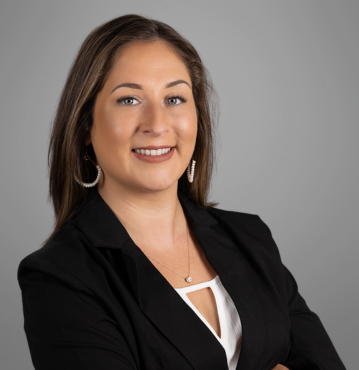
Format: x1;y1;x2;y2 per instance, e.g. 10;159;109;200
175;275;242;370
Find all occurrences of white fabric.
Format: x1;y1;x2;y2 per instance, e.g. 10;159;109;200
174;275;242;370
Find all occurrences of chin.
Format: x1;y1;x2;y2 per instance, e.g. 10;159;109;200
135;177;176;193
144;181;175;193
130;169;179;193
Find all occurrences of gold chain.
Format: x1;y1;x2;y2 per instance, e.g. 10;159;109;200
146;223;191;281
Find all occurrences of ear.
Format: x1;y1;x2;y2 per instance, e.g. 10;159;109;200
85;134;91;146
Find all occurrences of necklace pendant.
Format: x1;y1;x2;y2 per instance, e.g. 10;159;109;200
185;276;192;283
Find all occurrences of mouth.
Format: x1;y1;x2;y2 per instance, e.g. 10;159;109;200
131;146;175;156
131;145;176;163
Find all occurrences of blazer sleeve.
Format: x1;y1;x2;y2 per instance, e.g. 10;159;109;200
17;256;137;370
257;216;347;370
281;263;348;370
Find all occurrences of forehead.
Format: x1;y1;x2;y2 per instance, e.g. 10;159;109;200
108;41;190;84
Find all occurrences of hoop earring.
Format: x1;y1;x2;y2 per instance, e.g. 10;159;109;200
187;159;196;183
74;148;102;188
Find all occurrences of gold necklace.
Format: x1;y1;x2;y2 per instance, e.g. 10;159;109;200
146;223;192;283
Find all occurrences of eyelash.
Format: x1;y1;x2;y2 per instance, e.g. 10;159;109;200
117;95;187;107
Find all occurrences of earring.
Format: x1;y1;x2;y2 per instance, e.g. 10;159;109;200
74;148;102;188
187;159;196;183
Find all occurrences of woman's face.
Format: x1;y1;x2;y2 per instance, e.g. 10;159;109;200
87;41;197;195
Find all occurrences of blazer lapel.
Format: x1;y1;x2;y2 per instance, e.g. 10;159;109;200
120;238;229;370
178;192;265;370
75;188;265;370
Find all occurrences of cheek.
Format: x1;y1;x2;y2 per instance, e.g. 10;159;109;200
175;109;198;145
91;107;137;175
92;105;134;149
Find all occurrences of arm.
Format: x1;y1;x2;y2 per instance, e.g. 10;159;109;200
18;257;137;370
281;262;346;370
256;216;346;370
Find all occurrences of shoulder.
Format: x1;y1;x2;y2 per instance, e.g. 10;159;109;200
18;217;85;264
206;205;274;240
205;206;288;293
204;205;283;265
17;218;96;293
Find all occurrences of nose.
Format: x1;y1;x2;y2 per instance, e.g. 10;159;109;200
139;99;170;137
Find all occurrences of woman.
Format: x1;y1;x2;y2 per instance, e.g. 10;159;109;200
17;14;346;370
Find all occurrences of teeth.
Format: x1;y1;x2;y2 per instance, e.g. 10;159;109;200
134;148;172;156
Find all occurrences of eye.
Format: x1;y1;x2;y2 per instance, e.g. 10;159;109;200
117;96;140;106
167;95;186;106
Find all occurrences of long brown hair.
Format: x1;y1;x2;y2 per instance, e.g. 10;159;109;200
44;14;219;246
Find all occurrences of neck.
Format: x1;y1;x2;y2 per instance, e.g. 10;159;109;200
97;178;187;253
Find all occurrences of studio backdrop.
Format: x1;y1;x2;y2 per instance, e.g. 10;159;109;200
0;1;357;369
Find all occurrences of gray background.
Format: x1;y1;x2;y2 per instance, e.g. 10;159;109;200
1;0;357;368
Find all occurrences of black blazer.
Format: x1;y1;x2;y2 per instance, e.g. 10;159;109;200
18;187;346;370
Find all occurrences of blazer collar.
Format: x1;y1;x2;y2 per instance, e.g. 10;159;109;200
75;187;218;250
75;187;265;370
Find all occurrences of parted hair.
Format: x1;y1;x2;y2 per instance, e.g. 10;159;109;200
44;14;219;246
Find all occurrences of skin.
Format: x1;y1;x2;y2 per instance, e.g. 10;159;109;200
86;41;289;370
86;40;197;250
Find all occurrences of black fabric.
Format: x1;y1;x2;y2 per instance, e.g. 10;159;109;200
17;187;346;370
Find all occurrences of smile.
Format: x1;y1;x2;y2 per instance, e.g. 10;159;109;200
133;147;172;156
132;147;176;163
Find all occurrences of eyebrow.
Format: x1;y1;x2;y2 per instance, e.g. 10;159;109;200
110;79;191;94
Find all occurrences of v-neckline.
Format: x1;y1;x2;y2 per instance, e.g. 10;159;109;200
174;275;226;345
174;275;220;292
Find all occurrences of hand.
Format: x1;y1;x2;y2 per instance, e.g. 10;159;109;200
272;365;289;370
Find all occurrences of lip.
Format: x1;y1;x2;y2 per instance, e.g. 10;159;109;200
132;147;176;163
